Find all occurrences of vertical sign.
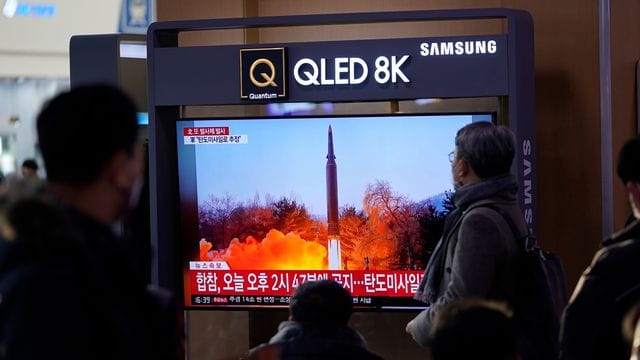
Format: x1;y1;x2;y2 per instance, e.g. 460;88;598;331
119;0;154;34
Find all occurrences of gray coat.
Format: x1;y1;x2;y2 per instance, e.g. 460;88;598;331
407;175;525;347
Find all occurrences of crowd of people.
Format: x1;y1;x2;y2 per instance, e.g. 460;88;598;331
0;84;639;359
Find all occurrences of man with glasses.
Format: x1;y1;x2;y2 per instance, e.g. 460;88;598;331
406;122;527;355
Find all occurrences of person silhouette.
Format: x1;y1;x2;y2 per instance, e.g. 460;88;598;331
0;84;180;360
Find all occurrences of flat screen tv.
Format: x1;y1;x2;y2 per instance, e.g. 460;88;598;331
177;113;492;309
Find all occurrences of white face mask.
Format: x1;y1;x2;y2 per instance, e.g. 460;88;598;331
632;319;640;360
128;176;145;210
126;142;146;210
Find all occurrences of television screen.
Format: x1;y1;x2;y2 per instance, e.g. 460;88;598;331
177;113;492;309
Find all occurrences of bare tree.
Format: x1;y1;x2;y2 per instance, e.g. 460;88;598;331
199;194;239;249
362;180;423;269
271;197;314;240
338;206;366;269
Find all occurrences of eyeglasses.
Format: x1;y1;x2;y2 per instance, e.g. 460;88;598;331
448;151;456;163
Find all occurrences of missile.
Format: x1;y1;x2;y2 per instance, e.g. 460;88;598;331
326;125;339;237
326;125;341;270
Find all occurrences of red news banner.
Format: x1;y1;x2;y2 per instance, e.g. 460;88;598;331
190;270;424;297
183;127;229;136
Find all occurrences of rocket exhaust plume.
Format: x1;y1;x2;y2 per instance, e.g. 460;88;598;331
200;230;327;269
326;125;342;270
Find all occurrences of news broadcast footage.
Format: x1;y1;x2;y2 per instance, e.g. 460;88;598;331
176;114;491;309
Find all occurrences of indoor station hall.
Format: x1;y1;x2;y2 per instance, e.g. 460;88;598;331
1;1;640;360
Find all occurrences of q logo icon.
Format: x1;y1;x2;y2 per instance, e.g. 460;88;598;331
240;47;287;100
249;58;277;87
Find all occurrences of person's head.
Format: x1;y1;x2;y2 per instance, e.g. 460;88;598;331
451;122;515;188
289;280;352;328
617;136;640;219
36;84;143;221
21;158;38;178
428;298;518;360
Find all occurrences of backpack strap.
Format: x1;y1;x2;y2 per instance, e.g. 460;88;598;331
469;203;538;252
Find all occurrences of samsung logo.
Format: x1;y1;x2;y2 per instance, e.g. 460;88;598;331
522;139;534;228
419;40;497;56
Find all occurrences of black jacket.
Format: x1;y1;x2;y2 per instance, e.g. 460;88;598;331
0;183;179;360
248;321;383;360
559;219;640;360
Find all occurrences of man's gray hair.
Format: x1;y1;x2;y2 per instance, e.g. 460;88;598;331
455;122;515;178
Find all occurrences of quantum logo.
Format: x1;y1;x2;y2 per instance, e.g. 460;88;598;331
249;58;278;88
2;0;56;18
240;48;287;100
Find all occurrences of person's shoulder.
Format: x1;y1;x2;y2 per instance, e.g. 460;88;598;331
246;343;282;360
268;320;304;344
278;340;384;360
596;238;640;261
0;180;88;282
462;200;523;229
0;239;82;317
597;238;640;261
459;203;507;233
605;219;640;245
586;238;640;279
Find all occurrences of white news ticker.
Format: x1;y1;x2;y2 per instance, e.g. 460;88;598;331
184;135;248;145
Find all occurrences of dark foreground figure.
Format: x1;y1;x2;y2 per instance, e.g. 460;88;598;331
247;280;383;360
428;298;518;360
0;85;180;360
560;135;640;360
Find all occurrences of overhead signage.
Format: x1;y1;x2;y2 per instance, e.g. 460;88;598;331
419;39;498;56
155;35;508;105
119;0;153;34
292;56;410;87
237;36;505;103
2;0;56;18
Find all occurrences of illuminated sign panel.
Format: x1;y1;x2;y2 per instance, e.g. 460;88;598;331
156;35;508;106
2;0;56;18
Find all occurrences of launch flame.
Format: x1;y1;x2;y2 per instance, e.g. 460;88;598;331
199;229;327;270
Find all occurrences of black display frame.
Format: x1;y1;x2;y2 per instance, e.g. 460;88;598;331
146;9;536;303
